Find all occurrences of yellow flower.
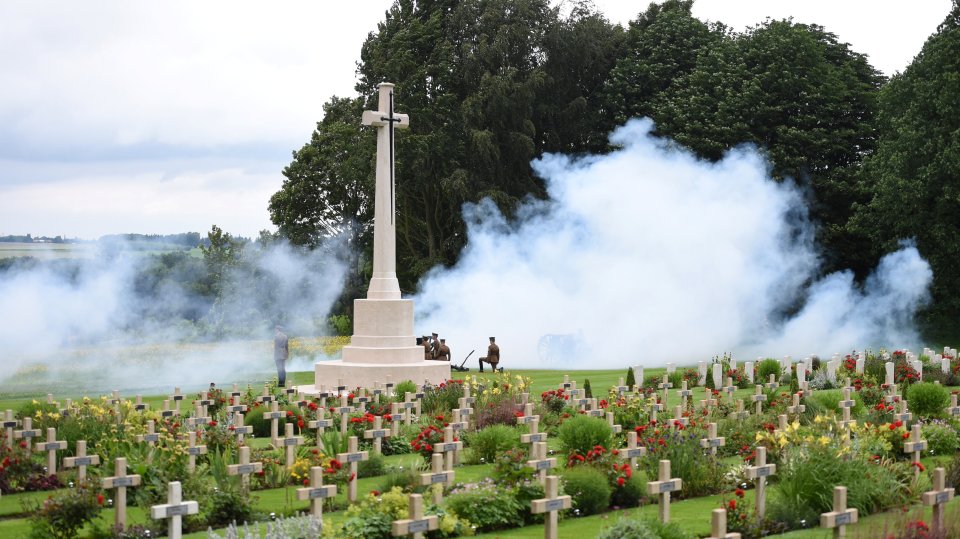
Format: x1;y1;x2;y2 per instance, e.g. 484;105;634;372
818;436;830;446
814;415;824;424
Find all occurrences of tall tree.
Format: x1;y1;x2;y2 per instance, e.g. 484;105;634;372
852;2;960;323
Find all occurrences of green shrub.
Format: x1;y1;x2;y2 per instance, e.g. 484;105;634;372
465;424;519;464
610;474;645;508
394;381;418;399
27;486;103;539
808;389;866;417
583;378;593;399
595;518;694;539
625;367;636;389
923;423;959;455
558;415;613;456
562;466;611;515
639;432;726;498
358;453;385;478
198;487;255;530
447;480;526;531
246;405;290;438
377;468;420;493
756;359;781;383
907;382;950;418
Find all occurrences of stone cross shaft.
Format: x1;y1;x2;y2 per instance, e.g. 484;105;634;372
531;475;571;539
63;440;100;482
708;508;742;539
361;82;409;299
608;411;623;433
337;436;369;502
227;446;262;490
102;457;142;528
621;431;646;468
150;481;199;539
787;393;806;416
751;385;767;415
922;467;954;534
745;446;776;518
186;431;207;473
820;486;858;538
420;453;454;505
392;493;438;539
677;380;692;407
232;412;252;443
3;409;18;449
437;426;462;472
528;441;557;484
647;460;682;523
297;466;337;521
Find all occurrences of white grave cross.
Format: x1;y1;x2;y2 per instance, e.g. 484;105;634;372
531;475;571;539
102;457;141;528
647;460;682;523
820;486;858;538
297;466;337;521
150;481;199;539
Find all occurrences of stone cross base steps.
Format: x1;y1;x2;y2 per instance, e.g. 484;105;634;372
299;359;450;396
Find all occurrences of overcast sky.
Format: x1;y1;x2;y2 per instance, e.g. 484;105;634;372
0;0;950;240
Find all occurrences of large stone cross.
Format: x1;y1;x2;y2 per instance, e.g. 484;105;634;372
361;82;410;299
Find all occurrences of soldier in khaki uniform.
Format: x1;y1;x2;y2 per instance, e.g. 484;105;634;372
436;339;451;361
479;337;500;372
422;335;432;360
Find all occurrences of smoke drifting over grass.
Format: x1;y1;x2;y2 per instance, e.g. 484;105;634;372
413;119;933;368
0;240;347;391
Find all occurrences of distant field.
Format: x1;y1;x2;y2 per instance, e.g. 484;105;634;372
0;242;201;259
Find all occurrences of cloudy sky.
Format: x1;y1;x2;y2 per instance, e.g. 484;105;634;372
0;0;950;240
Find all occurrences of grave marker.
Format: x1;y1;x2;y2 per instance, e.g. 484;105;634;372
729;399;749;421
337;436;368;502
699;422;725;457
946;394;960;417
750;385;767;415
63;440;100;482
745;446;776;518
437;426;462;472
278;422;305;469
516;403;539;426
647;460;682;523
820;486;857;538
672;405;687;428
531;475;571;539
297;466;337;521
420;453;454;504
227;445;262;490
528;441;557;484
607;411;623;433
3;410;18;449
35;427;66;474
150;481;198;539
894;399;912;425
263;401;284;442
102;457;141;528
621;431;646;467
658;375;673;404
903;424;928;479
13;416;40;455
133;394;148;411
922;467;954;535
764;374;778;391
721;377;737;400
186;431;207;474
231;412;252;444
256;384;275;404
364;415;391;455
391;493;438;539
707;508;741;539
787;393;805;417
677;380;692;408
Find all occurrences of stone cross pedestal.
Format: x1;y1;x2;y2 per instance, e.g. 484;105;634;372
63;440;100;482
337;436;369;502
227;446;262;490
102;458;141;528
922;467;954;534
392;493;438;539
36;427;66;474
820;486;857;538
699;422;725;457
297;466;337;521
745;446;776;518
707;508;741;539
531;475;571;539
647;460;682;523
150;481;198;539
420;453;454;504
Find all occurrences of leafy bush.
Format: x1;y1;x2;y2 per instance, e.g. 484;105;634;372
358;453;385;478
562;466;611;515
393;381;418;400
640;431;727;498
808;389;865;417
610;474;645;508
595;518;693;539
246;405;289;438
625;367;636;389
27;486;103;539
558;415;613;456
475;399;523;429
756;359;781;383
923;423;959;456
907;382;950;419
447;479;526;531
199;487;256;530
465;424;519;464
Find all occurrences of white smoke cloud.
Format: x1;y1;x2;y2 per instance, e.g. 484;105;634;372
0;239;348;392
413;119;933;368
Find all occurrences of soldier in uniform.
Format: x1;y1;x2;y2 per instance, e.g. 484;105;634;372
274;325;289;387
479;336;500;373
436;338;451;361
422;335;432;360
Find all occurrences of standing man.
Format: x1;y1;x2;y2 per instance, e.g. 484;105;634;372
436;339;451;362
478;337;500;373
422;335;432;360
274;325;289;387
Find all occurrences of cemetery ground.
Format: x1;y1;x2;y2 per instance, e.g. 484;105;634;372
4;355;960;538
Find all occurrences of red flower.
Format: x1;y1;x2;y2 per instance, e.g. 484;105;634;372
348;472;356;481
617;477;625;487
735;488;745;498
97;494;104;505
208;420;217;427
286;411;294;418
728;499;736;510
